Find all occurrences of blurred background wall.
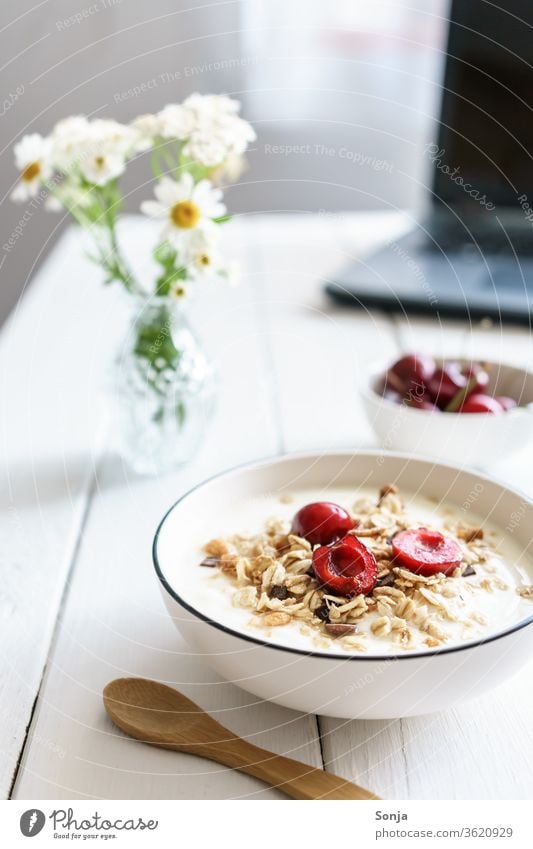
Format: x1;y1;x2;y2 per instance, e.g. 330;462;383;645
0;0;448;323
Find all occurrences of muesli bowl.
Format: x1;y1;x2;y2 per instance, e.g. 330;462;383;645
153;451;533;718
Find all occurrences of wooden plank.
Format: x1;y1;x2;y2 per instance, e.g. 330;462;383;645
0;227;120;798
12;217;323;800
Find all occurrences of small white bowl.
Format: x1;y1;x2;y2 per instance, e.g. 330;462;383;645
153;451;533;719
360;359;533;467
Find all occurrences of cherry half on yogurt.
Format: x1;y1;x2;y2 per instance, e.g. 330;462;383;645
313;535;377;596
291;502;355;546
392;528;463;576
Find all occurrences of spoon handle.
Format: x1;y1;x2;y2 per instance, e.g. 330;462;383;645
178;737;380;800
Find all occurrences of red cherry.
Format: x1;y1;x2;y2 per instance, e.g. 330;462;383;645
313;535;377;596
407;391;439;411
291;502;355;546
463;363;489;394
428;364;467;407
392;528;463;576
494;395;517;411
459;393;503;413
386;353;436;394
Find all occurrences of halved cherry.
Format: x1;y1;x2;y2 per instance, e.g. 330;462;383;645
392;528;463;576
291;502;355;546
312;535;377;596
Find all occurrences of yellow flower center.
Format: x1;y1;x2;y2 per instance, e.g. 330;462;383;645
198;253;211;266
170;200;201;229
21;161;41;182
94;155;106;169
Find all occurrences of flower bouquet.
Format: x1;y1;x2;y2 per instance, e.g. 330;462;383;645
11;94;256;473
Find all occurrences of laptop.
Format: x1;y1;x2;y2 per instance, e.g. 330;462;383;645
326;0;533;326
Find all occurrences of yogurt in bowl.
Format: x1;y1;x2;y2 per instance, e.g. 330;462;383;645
153;451;533;718
188;485;533;657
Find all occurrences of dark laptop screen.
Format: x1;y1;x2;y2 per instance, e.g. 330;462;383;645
433;0;533;213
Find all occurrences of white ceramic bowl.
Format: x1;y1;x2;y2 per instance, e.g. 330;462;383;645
153;451;533;719
360;359;533;467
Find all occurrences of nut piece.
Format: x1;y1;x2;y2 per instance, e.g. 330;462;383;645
204;539;228;557
457;525;484;542
219;554;238;574
324;623;357;638
518;585;533;600
262;611;291;627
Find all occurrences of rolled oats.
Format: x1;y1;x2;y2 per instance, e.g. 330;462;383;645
262;611;292;627
202;483;517;653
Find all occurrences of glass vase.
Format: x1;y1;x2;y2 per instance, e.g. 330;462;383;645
113;296;215;475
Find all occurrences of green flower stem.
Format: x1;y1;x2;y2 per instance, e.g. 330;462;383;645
47;179;141;293
132;300;187;427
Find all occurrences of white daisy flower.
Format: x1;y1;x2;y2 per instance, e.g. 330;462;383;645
11;133;52;201
182;116;255;167
161;93;256;168
130;113;162;151
140;173;226;251
51;116;135;184
183;93;241;119
50;115;92;173
183;229;223;279
80;150;127;186
169;279;189;299
182;133;229;168
157;104;196;140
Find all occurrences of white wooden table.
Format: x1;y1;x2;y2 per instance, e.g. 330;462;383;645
2;213;533;801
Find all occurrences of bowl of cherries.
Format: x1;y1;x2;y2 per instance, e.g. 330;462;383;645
361;353;533;467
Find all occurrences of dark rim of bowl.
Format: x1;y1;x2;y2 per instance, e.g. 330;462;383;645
152;450;533;662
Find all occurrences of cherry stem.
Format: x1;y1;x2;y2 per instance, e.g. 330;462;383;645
444;375;478;412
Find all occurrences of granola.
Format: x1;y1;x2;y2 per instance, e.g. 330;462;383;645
199;485;532;653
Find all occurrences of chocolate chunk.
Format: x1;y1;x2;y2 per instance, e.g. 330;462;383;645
270;585;289;600
376;572;395;587
324;623;357;637
314;602;330;622
199;556;219;568
462;564;477;577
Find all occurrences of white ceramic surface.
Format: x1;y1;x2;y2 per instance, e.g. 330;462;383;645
153;451;533;719
360;359;533;467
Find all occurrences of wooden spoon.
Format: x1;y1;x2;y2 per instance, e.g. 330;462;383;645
103;677;379;800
